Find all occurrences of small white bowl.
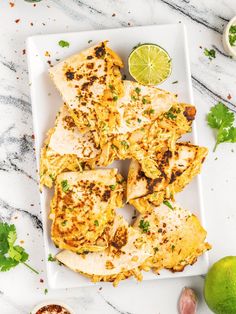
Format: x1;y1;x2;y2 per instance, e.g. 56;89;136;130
31;300;75;314
222;15;236;59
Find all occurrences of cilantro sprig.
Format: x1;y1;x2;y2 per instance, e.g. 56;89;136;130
204;48;216;60
207;102;236;152
0;222;38;273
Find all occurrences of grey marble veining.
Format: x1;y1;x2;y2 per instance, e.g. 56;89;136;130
0;0;236;313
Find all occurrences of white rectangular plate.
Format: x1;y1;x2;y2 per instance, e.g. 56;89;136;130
27;24;209;289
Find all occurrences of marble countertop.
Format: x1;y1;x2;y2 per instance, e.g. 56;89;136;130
0;0;236;313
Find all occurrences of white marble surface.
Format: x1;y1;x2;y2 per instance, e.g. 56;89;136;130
0;0;236;313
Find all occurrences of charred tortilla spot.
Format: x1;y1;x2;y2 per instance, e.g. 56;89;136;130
111;226;128;249
94;42;106;58
86;63;94;69
65;70;75;81
183;106;196;121
81;82;90;90
87;55;93;60
102;189;111;202
146;177;162;193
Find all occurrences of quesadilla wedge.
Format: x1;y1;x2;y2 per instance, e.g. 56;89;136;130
97;80;177;145
49;41;124;133
127;143;208;211
40;104;100;188
98;103;196;173
133;201;211;273
56;214;152;286
50;169;124;254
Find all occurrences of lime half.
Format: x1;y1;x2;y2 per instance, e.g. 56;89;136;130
204;256;236;314
128;44;172;86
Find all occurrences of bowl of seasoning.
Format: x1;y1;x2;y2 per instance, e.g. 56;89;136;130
223;15;236;58
31;301;75;314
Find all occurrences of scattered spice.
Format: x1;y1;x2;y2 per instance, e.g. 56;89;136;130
44;288;48;295
112;13;116;17
172;80;178;84
227;93;232;100
22;49;26;55
94;220;99;226
15;19;20;23
9;2;15;7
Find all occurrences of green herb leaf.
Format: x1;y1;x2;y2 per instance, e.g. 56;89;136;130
58;40;70;48
61;180;70;193
120;140;129;149
139;219;150;233
94;220;99;226
113;95;118;101
109;184;116;191
44;288;48;295
204;48;216;60
135;87;141;95
207;102;236;151
0;222;38;273
48;254;56;262
163;200;174;210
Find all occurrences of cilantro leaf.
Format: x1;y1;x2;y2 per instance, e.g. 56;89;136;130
207;102;234;129
204;48;216;60
58;40;70;48
139;219;150;233
0;223;16;254
0;222;38;274
0;254;19;272
207;102;236;151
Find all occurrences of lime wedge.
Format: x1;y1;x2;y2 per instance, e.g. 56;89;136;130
128;44;172;86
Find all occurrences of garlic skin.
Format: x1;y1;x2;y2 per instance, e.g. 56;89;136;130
179;287;198;314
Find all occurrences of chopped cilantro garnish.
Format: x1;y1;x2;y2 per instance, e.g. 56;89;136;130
113;95;118;101
109;84;115;91
49;173;55;181
229;25;236;46
139;219;150;233
142;97;147;104
137;118;142;123
94;220;99;226
165;111;177;120
61;220;67;226
61;180;70;193
135;87;141;94
154;247;159;253
48;254;56;262
163;200;174;210
204;48;216;60
111;144;117;150
131;95;137;101
149;109;155;114
44;288;48;295
58;40;70;48
120;140;129;149
171;245;175;252
109;184;116;191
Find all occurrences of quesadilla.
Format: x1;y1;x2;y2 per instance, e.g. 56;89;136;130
97;80;177;144
49;41;124;133
98;103;196;172
127;143;208;212
133;201;211;273
40;104;100;188
50;169;124;254
56;214;152;286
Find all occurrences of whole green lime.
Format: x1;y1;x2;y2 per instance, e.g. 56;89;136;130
204;256;236;314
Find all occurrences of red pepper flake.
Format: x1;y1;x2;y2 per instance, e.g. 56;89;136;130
32;134;35;139
112;13;116;17
15;19;20;23
33;4;36;7
30;22;33;26
22;49;26;55
40;278;44;283
9;2;15;7
30;204;34;206
128;22;131;26
227;93;232;100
